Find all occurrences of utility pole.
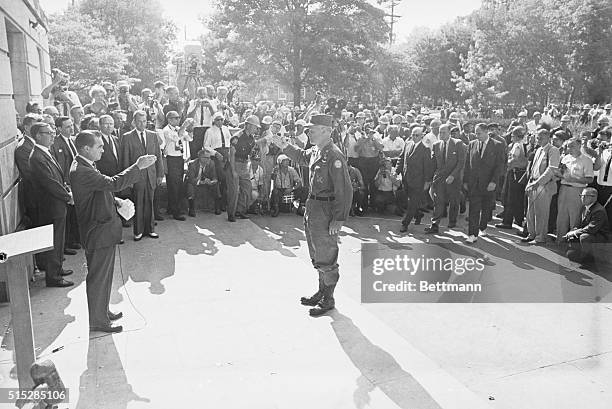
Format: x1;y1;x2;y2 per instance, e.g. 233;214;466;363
386;0;402;45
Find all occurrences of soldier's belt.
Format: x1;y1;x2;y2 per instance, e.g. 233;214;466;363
309;194;335;201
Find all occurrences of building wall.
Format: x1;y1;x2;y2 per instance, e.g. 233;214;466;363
0;0;50;300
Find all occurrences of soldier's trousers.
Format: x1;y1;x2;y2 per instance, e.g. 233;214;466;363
227;161;251;217
304;199;339;286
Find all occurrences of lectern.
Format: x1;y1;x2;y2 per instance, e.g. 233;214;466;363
0;225;53;389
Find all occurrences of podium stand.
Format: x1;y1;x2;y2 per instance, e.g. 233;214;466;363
0;225;53;389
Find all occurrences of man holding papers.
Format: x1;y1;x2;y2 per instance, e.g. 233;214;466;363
70;130;157;333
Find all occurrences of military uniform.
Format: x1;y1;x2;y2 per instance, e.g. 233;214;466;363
228;129;256;219
283;122;352;316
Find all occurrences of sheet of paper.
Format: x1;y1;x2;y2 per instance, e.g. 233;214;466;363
116;198;135;221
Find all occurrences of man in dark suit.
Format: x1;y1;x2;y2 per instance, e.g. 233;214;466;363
51;116;80;254
185;149;220;216
565;188;610;264
15;114;40;227
120;110;164;240
71;130;157;333
425;124;466;233
397;127;433;233
97;115;121;176
28;122;74;287
463;123;505;243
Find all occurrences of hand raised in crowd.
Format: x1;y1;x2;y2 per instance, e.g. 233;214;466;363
270;133;289;149
136;154;157;169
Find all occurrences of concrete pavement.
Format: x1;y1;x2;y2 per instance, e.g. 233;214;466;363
0;209;610;408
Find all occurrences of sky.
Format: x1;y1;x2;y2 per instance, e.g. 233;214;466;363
40;0;482;44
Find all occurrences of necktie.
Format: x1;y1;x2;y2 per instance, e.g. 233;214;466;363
105;135;117;159
442;140;447;162
603;153;612;182
140;131;146;150
200;104;204;126
479;141;485;158
221;127;226;148
66;137;77;160
408;142;415;156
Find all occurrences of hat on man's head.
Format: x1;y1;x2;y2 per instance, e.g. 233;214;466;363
244;115;261;128
379;116;390;124
305;114;333;128
272;119;282;126
166;110;180;120
356;112;366;118
277;154;290;164
261;116;273;125
561;114;571;122
533;111;541;117
212;112;224;121
605;104;612;110
295;119;307;127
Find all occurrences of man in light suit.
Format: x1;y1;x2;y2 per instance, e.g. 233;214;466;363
397;127;434;233
28;122;74;287
71;130;157;333
425;123;466;233
463;123;505;243
120;110;164;240
522;128;560;244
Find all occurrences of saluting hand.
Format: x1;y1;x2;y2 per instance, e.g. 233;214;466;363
136;154;157;169
329;220;343;236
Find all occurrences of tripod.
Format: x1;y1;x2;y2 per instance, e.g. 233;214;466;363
182;71;202;97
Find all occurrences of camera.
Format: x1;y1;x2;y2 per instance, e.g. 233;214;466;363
52;68;69;86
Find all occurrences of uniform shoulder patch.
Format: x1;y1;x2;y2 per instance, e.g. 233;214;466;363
334;159;342;169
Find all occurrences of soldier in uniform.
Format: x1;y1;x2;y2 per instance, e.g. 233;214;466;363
271;114;352;317
227;115;268;222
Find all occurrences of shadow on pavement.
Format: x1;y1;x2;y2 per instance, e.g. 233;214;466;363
330;311;442;409
75;336;149;409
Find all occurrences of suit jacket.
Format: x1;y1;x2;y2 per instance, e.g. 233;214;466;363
15;137;36;217
397;140;434;190
28;145;71;221
431;137;466;185
70;156;142;250
97;132;121;177
574;202;610;239
186;159;218;186
50;135;77;184
120;128;164;189
464;138;505;194
526;143;560;194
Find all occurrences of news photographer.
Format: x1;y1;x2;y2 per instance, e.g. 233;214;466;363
42;68;81;117
186;86;217;159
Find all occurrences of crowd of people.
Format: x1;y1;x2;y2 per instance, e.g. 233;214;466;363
13;70;612;298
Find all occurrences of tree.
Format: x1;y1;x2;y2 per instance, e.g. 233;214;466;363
48;8;129;90
79;0;177;89
206;0;390;105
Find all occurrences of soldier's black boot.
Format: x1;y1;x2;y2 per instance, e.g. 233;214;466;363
300;279;324;306
309;284;336;317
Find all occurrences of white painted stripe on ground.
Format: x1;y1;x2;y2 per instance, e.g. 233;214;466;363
334;291;493;409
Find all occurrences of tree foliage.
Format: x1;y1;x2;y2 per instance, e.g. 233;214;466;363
205;0;390;105
48;8;128;89
79;0;177;89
